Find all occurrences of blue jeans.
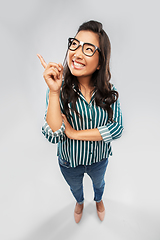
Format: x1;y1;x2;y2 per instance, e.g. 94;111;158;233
58;157;108;204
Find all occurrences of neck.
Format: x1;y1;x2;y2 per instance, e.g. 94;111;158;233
77;76;93;90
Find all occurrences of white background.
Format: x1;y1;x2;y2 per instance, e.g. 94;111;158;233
0;0;160;239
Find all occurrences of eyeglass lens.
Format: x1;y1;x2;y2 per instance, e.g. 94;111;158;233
69;38;96;56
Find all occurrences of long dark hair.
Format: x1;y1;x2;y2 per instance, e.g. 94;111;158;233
61;20;118;122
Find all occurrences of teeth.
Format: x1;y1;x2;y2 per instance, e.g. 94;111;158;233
73;61;84;67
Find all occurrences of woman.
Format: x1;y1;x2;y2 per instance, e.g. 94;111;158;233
37;20;123;223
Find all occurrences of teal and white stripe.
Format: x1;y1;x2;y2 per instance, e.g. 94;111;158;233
42;84;124;167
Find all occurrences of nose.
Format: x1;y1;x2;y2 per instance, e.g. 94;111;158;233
74;45;83;58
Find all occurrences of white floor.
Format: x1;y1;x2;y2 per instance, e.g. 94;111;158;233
21;198;160;240
1;137;160;240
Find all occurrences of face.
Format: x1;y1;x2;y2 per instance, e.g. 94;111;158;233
67;30;100;82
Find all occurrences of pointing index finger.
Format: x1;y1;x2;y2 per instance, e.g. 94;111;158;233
37;54;47;69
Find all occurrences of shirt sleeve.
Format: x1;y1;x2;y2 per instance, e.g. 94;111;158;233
97;86;124;143
41;88;65;144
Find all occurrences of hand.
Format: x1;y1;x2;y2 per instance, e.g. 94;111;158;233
37;54;63;93
62;114;77;139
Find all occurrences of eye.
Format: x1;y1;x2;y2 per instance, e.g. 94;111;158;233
84;44;95;54
86;47;94;52
71;39;79;47
72;41;77;46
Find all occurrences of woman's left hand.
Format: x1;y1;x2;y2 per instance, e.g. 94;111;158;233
62;114;77;139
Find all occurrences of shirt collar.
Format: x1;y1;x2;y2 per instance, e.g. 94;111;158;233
72;83;97;103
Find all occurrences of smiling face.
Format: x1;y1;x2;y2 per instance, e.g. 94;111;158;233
67;30;100;84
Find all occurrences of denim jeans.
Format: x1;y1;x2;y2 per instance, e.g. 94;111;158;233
58;156;108;204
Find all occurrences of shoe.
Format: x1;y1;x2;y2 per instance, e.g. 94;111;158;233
96;200;105;221
74;202;83;223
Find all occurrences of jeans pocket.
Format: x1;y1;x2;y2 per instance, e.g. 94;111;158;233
58;156;71;168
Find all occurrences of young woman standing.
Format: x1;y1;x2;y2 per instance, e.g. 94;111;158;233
37;20;123;223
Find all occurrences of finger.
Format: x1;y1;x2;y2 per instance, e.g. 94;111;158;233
49;66;60;77
51;66;61;79
37;54;47;69
58;63;63;78
48;62;62;72
58;63;63;71
46;64;62;79
44;68;60;80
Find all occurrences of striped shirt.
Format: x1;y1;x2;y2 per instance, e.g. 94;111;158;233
42;84;124;168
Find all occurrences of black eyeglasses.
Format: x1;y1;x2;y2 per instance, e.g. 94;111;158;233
68;38;101;57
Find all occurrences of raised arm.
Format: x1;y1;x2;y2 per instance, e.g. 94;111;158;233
37;54;63;132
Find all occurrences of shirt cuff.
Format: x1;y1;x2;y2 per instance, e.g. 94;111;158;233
97;125;112;142
42;121;65;138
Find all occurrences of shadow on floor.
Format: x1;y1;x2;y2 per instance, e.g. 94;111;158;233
23;199;160;240
23;200;99;240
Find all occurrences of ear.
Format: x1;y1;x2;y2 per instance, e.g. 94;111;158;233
97;65;100;70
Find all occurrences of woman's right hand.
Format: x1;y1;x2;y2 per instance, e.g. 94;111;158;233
37;54;63;93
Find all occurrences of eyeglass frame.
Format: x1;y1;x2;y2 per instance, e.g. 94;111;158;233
68;37;101;57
